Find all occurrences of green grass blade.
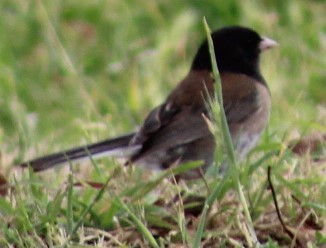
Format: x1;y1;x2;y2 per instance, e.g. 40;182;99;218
116;198;160;248
66;173;74;235
193;18;259;247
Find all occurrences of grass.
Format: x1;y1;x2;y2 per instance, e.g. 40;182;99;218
0;0;325;247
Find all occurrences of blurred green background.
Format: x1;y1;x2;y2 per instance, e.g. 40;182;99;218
0;0;325;169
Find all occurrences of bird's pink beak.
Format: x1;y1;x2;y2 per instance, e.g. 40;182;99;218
259;36;278;51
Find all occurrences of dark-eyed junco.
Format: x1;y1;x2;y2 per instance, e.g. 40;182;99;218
20;26;277;178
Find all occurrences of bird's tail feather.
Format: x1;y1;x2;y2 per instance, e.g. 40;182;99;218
20;133;140;172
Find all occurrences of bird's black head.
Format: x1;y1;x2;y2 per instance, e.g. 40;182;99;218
191;26;277;81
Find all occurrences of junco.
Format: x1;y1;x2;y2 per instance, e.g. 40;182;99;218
20;26;277;179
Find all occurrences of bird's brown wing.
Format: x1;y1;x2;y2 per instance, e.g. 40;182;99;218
130;105;214;169
130;70;214;147
129;102;178;145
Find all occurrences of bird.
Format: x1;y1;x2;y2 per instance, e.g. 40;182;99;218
20;26;277;179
